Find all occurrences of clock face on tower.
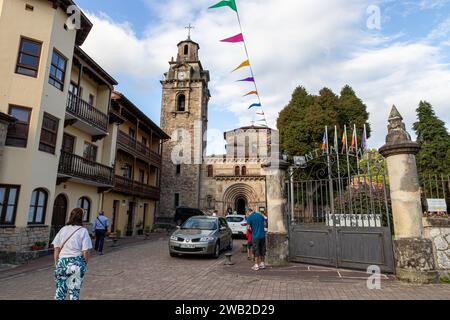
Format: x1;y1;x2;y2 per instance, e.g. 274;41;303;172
178;72;186;80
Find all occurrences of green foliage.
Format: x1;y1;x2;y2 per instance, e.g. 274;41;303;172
413;101;450;176
277;85;370;159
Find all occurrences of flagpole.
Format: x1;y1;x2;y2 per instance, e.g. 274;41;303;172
354;124;361;176
325;126;335;217
233;0;267;126
335;126;343;217
344;125;353;219
364;124;375;221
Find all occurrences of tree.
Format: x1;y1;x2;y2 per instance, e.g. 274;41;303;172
413;101;450;176
277;85;371;159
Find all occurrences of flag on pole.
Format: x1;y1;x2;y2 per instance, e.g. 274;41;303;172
334;126;339;153
232;60;250;72
243;90;258;97
361;125;367;152
208;0;237;12
341;126;347;153
220;33;244;43
351;126;357;149
238;77;255;82
321;128;328;151
248;103;262;109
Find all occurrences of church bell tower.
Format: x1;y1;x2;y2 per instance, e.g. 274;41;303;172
159;35;210;218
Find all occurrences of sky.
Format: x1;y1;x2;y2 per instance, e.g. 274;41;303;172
74;0;450;155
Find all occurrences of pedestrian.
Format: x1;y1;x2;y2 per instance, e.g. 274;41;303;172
52;208;92;300
92;210;109;255
246;225;254;261
246;207;267;271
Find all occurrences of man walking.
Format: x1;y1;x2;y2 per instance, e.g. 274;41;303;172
246;208;266;271
92;211;109;255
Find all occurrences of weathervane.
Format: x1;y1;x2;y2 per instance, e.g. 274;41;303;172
185;23;194;39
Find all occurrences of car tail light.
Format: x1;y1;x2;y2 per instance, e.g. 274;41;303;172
241;223;247;227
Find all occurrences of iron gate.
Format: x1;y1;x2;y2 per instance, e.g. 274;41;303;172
286;154;395;273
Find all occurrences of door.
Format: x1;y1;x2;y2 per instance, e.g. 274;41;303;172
62;134;75;154
126;202;135;236
111;200;119;233
218;218;230;249
236;198;246;215
50;194;68;243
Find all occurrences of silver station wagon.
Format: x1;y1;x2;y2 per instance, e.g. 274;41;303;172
169;216;233;258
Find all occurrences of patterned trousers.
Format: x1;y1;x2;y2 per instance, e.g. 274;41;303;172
54;256;87;300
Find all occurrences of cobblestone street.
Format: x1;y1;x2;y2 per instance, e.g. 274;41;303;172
0;237;449;300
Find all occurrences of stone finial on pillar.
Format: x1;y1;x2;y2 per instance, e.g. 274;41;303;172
261;158;289;266
379;105;439;284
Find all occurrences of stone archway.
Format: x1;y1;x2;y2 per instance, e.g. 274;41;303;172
222;183;259;214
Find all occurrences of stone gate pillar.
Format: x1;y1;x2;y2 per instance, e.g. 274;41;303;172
379;106;439;284
262;159;289;266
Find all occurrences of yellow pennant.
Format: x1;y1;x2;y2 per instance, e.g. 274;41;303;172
232;59;250;72
243;90;258;97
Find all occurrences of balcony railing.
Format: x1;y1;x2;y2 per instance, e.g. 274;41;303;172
114;175;161;200
58;151;114;186
66;92;108;132
117;130;162;165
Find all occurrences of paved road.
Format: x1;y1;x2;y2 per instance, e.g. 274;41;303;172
0;237;449;300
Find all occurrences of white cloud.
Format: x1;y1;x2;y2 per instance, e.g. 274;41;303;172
81;0;450;151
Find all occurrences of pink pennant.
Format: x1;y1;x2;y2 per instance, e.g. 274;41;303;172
220;33;244;43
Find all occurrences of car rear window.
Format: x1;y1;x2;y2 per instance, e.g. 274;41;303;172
226;217;245;223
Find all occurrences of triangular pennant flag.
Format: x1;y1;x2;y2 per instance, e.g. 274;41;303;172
248;103;262;109
243;91;258;97
208;0;237;12
221;33;244;43
232;60;250;72
238;77;255;82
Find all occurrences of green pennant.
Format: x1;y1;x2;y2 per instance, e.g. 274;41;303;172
208;0;237;12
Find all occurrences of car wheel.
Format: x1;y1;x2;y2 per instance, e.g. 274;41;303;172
213;242;220;259
170;252;177;258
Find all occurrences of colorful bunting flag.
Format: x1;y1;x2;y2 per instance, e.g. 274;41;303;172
243;90;258;97
248;103;262;109
208;0;237;12
221;33;244;43
238;77;255;82
232;59;250;72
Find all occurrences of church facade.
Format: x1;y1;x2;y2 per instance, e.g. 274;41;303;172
159;37;274;217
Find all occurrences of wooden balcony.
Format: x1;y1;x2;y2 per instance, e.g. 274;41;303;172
113;175;161;200
58;151;114;187
117;130;162;166
66;92;109;135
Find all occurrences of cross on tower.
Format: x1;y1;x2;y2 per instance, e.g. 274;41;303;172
185;23;194;39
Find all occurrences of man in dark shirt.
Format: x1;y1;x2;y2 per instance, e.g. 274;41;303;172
246;208;266;271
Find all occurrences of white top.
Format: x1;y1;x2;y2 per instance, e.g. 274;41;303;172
52;226;93;259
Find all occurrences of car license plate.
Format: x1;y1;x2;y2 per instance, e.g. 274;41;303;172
180;244;195;249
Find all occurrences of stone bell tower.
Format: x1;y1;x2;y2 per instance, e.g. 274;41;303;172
159;35;211;218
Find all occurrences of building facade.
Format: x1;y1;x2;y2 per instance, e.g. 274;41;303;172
0;0;168;262
159;37;210;217
102;92;169;237
159;37;274;218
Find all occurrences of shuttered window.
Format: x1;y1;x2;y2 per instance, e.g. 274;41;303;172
39;113;59;154
6;105;31;148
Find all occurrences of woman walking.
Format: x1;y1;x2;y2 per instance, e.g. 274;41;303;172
52;208;93;300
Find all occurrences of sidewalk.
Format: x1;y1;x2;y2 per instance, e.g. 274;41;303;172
0;233;168;281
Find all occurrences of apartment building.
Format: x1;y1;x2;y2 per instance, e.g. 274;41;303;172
0;0;168;263
103;92;169;237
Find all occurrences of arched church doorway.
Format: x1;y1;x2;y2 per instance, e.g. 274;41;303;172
236;197;246;215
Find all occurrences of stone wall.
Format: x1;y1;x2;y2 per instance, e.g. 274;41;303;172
423;217;450;273
0;226;50;264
